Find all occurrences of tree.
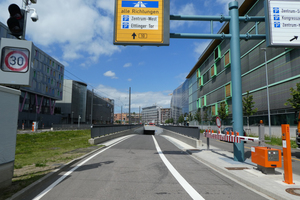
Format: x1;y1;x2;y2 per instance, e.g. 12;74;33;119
194;109;202;125
189;112;194;122
218;101;229;128
285;82;300;132
243;91;258;129
178;115;184;124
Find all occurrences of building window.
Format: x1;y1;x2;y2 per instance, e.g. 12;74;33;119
214;45;221;61
212;105;216;116
211;64;217;78
198;76;203;87
225;83;232;98
224;50;231;68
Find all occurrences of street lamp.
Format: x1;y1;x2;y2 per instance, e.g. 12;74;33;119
261;48;271;139
78;115;81;128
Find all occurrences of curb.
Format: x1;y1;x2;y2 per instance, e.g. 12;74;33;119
7;145;106;200
186;149;286;200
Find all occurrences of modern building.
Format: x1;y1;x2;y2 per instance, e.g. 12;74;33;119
114;113;128;123
170;80;189;124
56;80;114;125
142;105;162;124
0;22;65;129
86;90;114;125
174;0;300;127
159;108;171;124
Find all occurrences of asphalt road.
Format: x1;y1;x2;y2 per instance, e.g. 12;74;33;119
201;135;300;175
27;135;269;200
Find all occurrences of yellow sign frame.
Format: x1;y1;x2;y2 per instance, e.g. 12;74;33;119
114;0;169;46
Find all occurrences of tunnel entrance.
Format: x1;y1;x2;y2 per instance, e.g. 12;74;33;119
143;130;155;135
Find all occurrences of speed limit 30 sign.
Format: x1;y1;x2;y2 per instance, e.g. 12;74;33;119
1;47;29;72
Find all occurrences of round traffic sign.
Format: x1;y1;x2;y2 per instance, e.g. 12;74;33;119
216;116;222;128
4;50;28;72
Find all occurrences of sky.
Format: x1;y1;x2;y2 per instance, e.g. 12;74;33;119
0;0;233;113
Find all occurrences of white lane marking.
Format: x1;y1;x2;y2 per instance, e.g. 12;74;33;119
33;135;134;200
152;136;205;200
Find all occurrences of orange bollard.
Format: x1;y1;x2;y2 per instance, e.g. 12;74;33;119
281;124;294;184
226;131;229;135
231;131;234;136
32;123;34;132
212;130;214;133
236;132;239;136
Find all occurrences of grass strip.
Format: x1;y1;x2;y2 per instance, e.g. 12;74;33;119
0;129;101;200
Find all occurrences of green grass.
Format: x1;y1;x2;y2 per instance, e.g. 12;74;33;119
1;129;101;200
246;134;298;148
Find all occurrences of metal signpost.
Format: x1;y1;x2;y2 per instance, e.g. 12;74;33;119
113;0;170;46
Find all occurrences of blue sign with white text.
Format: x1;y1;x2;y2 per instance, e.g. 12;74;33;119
122;1;159;8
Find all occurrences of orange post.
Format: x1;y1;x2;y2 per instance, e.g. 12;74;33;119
32;123;34;132
281;124;294;184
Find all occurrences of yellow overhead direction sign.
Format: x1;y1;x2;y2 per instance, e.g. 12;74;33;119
114;0;169;46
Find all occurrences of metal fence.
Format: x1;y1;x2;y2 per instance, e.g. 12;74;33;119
91;125;142;138
52;124;92;130
159;125;200;139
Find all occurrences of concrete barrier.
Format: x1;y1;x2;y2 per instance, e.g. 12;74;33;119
88;127;143;145
160;129;202;148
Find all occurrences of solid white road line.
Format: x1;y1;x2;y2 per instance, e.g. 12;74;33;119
152;136;205;200
33;135;134;200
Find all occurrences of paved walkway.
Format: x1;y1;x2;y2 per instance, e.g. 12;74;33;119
162;135;300;200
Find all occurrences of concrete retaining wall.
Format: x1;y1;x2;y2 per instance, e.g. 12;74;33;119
160;129;201;148
88;127;143;145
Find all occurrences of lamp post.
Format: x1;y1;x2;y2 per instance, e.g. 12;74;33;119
261;48;271;139
71;111;74;124
78;115;81;128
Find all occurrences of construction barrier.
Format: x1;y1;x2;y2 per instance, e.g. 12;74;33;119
204;129;259;143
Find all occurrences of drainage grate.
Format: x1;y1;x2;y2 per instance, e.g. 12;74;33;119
225;167;249;170
286;188;300;196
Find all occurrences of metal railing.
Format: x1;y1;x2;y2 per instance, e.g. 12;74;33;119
159;125;200;139
91;124;142;138
52;124;92;130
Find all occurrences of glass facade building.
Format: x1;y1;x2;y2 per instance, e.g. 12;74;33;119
174;0;300;127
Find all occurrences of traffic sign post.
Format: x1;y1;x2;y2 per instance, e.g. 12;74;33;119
265;0;300;47
0;38;33;86
114;0;170;46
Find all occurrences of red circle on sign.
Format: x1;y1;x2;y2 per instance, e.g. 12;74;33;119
4;50;28;71
216;116;221;128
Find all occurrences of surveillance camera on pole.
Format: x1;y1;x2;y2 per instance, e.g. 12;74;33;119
28;8;38;22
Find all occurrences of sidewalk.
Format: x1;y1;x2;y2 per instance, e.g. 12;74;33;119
163;135;300;200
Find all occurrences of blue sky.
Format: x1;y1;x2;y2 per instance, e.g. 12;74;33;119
0;0;232;113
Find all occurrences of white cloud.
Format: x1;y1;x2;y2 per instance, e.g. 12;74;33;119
170;3;197;29
94;84;172;113
104;71;118;79
0;0;120;65
175;72;189;83
128;78;132;82
193;41;211;58
123;63;132;68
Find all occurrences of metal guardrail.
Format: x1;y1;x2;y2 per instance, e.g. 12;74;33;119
91;125;142;138
159;125;200;139
52;124;92;130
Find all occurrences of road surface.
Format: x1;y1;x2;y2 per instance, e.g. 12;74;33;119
28;135;269;200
